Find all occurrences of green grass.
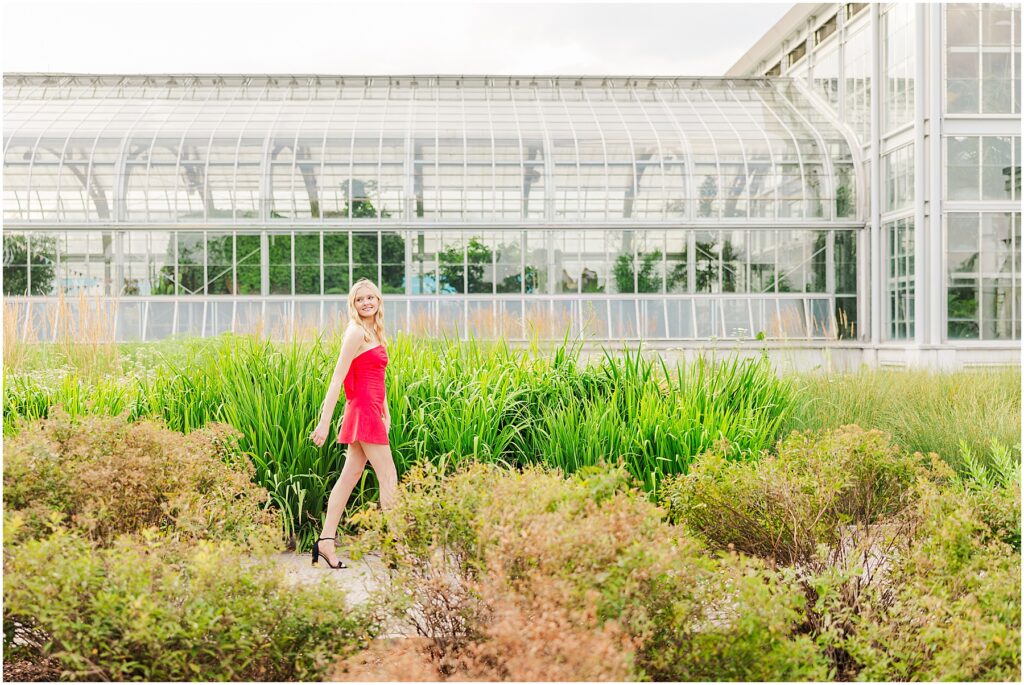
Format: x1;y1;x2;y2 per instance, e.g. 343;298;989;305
786;367;1021;472
3;334;794;549
6;335;1019;549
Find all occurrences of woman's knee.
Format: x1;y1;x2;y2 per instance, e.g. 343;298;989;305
364;445;397;481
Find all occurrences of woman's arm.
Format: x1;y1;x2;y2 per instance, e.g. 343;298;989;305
310;326;362;447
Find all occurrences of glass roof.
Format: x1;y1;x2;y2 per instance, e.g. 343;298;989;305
3;74;862;224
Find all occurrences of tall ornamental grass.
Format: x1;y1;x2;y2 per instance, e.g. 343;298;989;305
3;334;794;549
787;367;1021;471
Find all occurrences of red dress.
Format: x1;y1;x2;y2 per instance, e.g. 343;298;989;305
337;345;389;445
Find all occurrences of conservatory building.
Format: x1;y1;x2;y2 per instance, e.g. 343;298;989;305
2;5;1020;369
729;2;1021;367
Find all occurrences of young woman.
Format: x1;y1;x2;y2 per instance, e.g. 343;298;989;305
308;278;398;569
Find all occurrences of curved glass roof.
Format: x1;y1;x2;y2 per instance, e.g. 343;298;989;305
3;74;862;225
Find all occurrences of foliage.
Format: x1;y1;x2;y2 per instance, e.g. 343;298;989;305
154;192;405;296
661;426;935;566
4;335;795;549
3;529;383;681
611;248;687;294
787;366;1021;472
842;477;1021;681
2;233;56;296
2;410;278;551
345;462;830;681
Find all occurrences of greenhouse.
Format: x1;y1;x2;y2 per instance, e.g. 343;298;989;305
3;74;863;342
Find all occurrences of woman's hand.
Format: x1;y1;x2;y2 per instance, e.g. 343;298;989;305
383;414;391;434
310;420;330;447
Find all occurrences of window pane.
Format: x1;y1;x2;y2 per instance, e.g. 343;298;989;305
295;232;321;295
268;233;292;295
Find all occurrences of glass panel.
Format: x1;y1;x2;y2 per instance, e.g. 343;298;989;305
377;231;405;294
408;230;437;295
176;232;205;295
693;299;721;338
666;231;688;294
268;233;292;295
981;136;1013;200
809;298;834;337
146;301;175;340
206;232;234;295
580;299;609;339
295;232;321;295
235;233;261;296
695;230;720;293
438;231;466;294
205;301;234;336
609;299;639;339
466;233;494;295
352;231;379;286
323;231;350;295
722;299;751;338
177;301;204;336
666;299;694;338
495;230;525;294
640;299;667;338
773;299;807;338
467;300;496;338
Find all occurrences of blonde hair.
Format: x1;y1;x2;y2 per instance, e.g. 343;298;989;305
347;278;388;346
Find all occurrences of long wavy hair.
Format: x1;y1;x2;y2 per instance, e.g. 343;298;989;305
347;278;387;346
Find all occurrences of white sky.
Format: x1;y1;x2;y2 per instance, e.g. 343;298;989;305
2;0;793;76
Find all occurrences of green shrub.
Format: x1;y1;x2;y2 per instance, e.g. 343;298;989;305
661;426;941;566
2;410;278;551
3;529;383;681
844;478;1021;681
347;463;829;681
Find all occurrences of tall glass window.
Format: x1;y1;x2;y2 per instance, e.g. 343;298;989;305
812;41;841;111
884;144;915;212
945;3;1020;114
844;20;873;143
886;217;915;340
946;212;1021;340
883;3;916;131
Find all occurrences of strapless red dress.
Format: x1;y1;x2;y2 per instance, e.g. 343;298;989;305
337;345;389;445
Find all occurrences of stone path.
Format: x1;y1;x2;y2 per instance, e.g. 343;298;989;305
273;550;414;637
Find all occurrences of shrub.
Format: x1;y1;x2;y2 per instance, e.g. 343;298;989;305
958;438;1022;552
844;477;1021;681
2;410;278;551
344;462;829;681
661;425;941;567
334;585;635;682
3;528;383;681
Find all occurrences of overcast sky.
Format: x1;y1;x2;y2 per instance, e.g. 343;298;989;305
2;0;792;76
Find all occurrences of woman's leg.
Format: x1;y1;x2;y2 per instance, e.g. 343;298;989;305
361;442;399;512
318;441;368;563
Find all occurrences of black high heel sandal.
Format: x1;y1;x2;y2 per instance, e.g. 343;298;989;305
311;536;348;569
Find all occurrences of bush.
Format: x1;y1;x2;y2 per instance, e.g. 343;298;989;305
844;477;1021;681
661;426;940;567
344;462;829;681
3;410;278;551
335;586;635;682
3;528;383;681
